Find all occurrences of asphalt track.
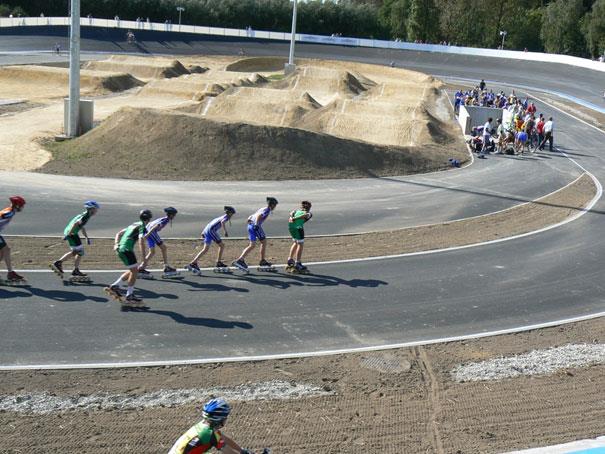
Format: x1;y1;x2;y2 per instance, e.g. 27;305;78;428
1;29;605;367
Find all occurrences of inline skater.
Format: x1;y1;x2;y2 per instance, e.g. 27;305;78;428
232;197;278;272
286;200;312;274
104;209;152;306
186;206;236;275
50;200;100;281
169;398;268;454
0;196;26;283
138;207;179;279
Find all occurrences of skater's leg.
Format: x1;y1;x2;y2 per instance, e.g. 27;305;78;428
111;270;129;287
238;241;256;260
58;250;76;263
288;242;297;262
259;239;267;262
295;243;304;263
158;243;168;266
74;253;82;270
216;241;225;263
2;245;13;272
191;243;210;264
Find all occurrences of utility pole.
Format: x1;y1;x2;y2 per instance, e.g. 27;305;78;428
285;0;297;74
499;30;507;50
177;6;185;30
67;0;80;137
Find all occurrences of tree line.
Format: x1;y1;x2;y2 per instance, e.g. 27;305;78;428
1;0;604;58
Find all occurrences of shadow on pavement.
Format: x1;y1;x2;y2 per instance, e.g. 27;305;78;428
169;278;250;293
0;288;30;299
140;309;253;328
221;272;388;289
26;286;107;303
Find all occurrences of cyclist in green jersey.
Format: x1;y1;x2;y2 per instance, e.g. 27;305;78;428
50;200;99;279
169;398;267;454
105;209;151;304
286;200;312;273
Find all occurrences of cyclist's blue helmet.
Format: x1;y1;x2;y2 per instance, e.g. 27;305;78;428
84;200;100;209
202;398;231;424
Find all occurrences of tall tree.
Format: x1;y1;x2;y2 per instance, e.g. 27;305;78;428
541;0;587;55
582;0;605;57
406;0;437;42
378;0;410;40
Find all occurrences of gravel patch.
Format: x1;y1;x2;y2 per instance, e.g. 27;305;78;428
451;343;605;382
0;380;332;414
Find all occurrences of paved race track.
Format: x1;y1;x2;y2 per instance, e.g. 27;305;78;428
0;28;604;367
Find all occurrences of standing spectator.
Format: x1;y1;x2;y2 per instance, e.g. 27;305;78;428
535;115;545;151
479;79;486;91
479;117;493;159
527;102;536;115
539;117;554;151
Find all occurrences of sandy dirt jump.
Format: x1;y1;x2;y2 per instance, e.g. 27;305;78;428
0;65;143;100
40;56;467;180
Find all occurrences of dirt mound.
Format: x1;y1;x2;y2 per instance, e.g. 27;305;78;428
225;57;288;72
84;55;190;79
138;71;269;99
0;65;143;98
39;107;462;180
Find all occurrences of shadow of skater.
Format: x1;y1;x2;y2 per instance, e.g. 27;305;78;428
0;288;30;299
176;279;249;293
136;288;179;300
26;286;107;303
141;309;253;328
281;273;388;288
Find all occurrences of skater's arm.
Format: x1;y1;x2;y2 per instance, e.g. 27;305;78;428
114;228;126;249
80;226;89;242
143;223;159;239
138;237;147;258
221;221;229;238
219;434;244;454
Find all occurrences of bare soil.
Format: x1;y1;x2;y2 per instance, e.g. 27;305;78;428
0;316;603;453
5;172;595;269
38;107;464;181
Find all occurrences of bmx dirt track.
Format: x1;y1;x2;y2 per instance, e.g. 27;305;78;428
1;35;605;454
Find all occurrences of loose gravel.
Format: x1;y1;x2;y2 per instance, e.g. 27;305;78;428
0;380;332;414
451;343;605;382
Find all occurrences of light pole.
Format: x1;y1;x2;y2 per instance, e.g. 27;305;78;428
176;6;185;30
499;30;507;50
67;0;80;137
285;0;297;74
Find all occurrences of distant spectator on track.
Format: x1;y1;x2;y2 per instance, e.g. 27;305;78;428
539;117;554;151
479;79;486;91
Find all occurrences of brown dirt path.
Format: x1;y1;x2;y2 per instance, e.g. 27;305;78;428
0;316;603;453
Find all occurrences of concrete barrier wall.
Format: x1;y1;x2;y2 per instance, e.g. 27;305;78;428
1;16;604;74
459;106;503;135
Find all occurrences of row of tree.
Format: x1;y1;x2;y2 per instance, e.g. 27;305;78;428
1;0;604;58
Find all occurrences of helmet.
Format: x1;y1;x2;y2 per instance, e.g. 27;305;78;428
9;196;26;207
164;206;178;216
202;398;231;425
139;209;152;221
84;200;100;210
224;206;236;215
301;200;312;210
266;197;278;207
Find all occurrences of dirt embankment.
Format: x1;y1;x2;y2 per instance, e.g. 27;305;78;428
39;106;460;181
0;65;143;99
83;54;190;80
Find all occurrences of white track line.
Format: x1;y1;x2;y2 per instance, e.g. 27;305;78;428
5;170;599;274
4;309;605;370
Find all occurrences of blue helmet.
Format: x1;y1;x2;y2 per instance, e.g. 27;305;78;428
84;200;100;209
202;398;231;425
